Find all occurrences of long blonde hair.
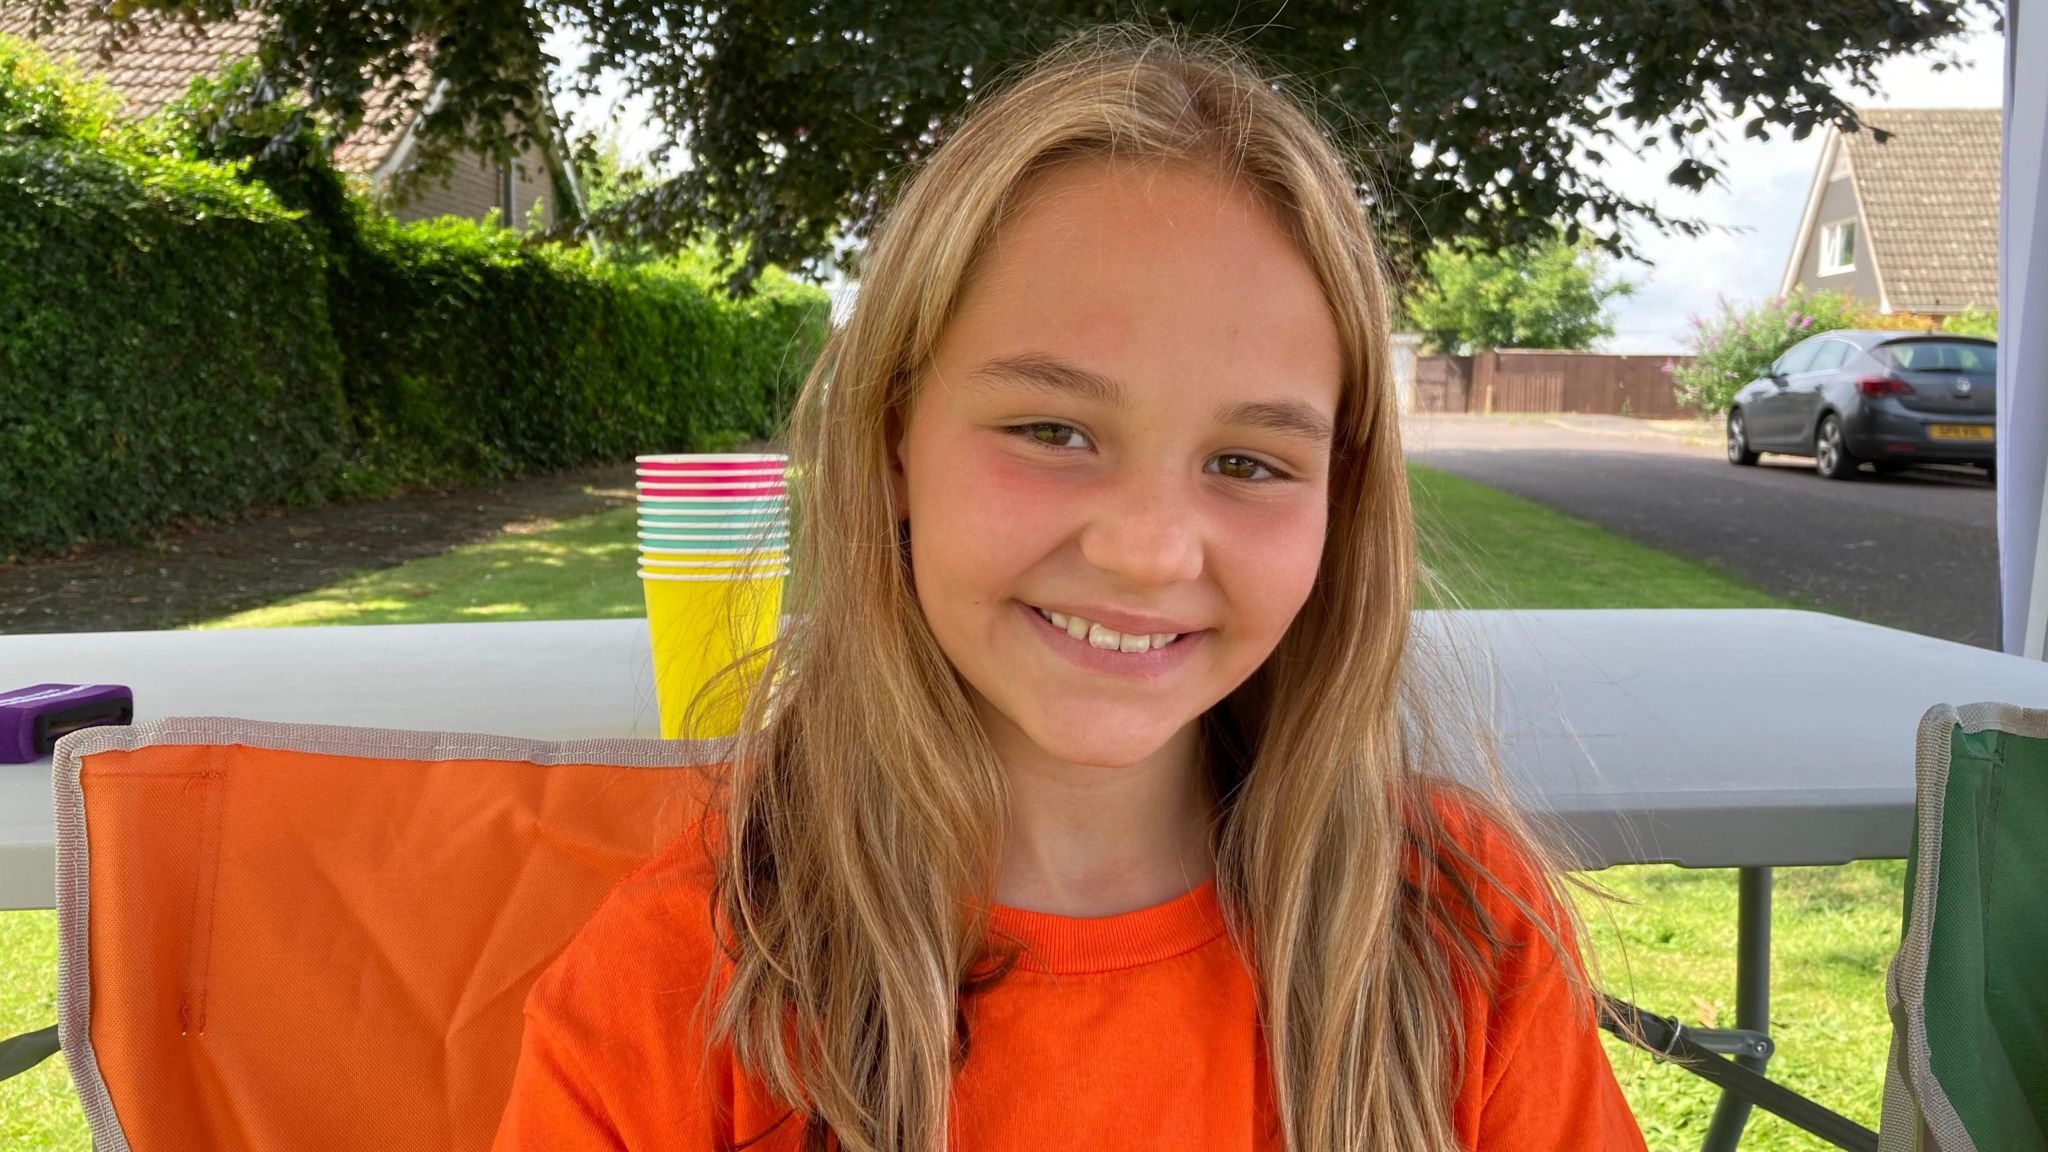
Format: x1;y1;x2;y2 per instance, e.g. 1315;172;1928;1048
703;24;1594;1152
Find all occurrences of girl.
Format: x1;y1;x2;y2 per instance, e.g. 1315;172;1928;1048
495;26;1646;1152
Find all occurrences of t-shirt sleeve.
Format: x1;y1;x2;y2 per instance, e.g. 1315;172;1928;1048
1469;917;1645;1151
490;845;739;1152
1437;800;1648;1152
493;976;632;1151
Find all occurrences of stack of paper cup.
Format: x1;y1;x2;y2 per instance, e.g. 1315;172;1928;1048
637;454;789;740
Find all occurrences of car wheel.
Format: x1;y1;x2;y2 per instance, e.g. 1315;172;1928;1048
1726;410;1759;466
1814;414;1858;480
1985;463;1998;485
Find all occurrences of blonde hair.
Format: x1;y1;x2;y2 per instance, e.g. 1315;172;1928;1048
702;24;1596;1152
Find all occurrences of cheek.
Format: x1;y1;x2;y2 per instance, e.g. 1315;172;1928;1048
914;446;1073;538
906;443;1074;597
1213;500;1327;635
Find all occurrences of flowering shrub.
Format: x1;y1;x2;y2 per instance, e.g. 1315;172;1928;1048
1669;290;1862;416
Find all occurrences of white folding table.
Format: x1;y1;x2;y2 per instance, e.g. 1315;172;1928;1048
4;609;2046;1149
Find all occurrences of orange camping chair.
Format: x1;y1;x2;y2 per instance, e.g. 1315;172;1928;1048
37;717;719;1152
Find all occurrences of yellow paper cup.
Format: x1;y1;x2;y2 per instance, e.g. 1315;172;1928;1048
640;569;787;740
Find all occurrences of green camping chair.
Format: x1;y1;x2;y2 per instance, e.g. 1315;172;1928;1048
1879;702;2048;1152
1597;699;2048;1152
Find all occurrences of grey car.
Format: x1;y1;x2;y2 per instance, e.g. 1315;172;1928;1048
1725;330;1997;481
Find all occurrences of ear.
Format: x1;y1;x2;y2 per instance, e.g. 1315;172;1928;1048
886;410;910;517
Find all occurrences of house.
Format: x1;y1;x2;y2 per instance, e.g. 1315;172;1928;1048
1779;107;2000;317
0;6;578;230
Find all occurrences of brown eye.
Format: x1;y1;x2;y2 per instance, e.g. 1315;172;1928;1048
1211;454;1275;481
1012;422;1090;450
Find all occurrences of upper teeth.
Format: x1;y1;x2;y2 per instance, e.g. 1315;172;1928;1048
1038;608;1180;653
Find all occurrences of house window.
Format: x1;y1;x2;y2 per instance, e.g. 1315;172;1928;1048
1819;219;1857;275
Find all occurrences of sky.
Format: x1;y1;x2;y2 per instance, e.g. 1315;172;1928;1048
543;19;2008;352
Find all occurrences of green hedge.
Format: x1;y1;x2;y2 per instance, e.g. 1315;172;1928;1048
0;34;828;562
0;141;354;559
329;218;825;489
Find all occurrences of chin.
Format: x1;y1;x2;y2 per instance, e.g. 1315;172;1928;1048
1021;718;1184;770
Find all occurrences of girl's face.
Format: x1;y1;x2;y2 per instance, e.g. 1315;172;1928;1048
892;158;1344;772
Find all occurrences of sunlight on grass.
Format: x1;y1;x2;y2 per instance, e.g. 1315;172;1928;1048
3;467;1905;1151
457;602;537;618
195;507;646;629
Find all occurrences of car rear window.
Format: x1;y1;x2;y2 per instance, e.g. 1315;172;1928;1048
1775;340;1821;375
1880;340;1997;373
1807;340;1851;371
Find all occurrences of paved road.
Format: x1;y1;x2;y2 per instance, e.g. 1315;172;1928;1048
1404;414;2000;648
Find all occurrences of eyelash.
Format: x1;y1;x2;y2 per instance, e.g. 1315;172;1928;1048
1003;422;1293;483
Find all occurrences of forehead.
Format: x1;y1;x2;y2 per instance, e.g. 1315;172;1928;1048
936;157;1345;414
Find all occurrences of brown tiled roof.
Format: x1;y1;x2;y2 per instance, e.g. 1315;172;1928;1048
0;4;421;176
331;64;432;176
1842;108;2001;313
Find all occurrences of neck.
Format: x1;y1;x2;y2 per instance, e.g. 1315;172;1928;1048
989;718;1216;918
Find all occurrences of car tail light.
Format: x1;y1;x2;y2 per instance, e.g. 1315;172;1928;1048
1857;377;1912;397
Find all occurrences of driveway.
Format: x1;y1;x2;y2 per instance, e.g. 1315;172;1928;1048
1403;413;2000;648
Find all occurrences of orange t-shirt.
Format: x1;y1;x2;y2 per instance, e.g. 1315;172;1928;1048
492;802;1646;1151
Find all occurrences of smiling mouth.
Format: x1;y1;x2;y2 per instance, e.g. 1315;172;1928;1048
1028;605;1188;655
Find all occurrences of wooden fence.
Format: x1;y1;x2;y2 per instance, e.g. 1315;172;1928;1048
1411;350;1690;418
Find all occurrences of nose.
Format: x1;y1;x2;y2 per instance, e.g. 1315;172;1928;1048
1076;463;1205;589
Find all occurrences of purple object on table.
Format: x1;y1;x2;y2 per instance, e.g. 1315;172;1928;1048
0;684;134;764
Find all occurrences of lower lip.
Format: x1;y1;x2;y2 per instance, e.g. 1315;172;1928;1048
1018;601;1205;679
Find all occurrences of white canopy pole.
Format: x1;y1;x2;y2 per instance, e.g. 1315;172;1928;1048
1998;0;2048;655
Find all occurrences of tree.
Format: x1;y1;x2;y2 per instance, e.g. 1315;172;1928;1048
1403;231;1632;354
20;0;1993;294
158;57;354;232
571;122;650;219
555;117;662;262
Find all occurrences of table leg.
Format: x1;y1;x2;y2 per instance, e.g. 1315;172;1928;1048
1700;866;1773;1152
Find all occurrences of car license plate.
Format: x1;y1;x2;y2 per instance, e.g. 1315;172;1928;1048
1929;424;1993;441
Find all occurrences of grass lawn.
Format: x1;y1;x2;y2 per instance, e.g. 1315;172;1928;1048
195;507;648;629
1588;858;1904;1151
1409;464;1791;610
3;464;1898;1150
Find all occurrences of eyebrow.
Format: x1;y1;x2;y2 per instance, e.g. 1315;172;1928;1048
965;353;1336;447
